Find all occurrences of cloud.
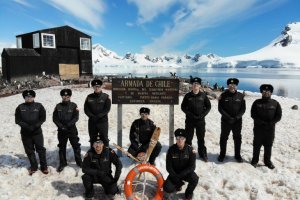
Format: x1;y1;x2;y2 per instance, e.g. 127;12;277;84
45;0;106;29
141;0;285;56
128;0;178;24
13;0;33;7
126;22;134;27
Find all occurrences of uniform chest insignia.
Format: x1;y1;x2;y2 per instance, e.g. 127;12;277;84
257;104;263;108
184;155;189;159
225;99;229;101
269;106;275;109
235;99;241;102
91;159;97;163
21;109;26;112
88;99;94;102
33;109;39;112
68;110;73;112
172;154;179;159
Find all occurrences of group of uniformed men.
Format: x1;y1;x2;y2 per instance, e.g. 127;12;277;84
15;77;282;200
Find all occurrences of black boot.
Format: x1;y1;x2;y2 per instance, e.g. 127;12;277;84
74;148;82;167
234;140;243;163
57;149;67;172
219;138;227;162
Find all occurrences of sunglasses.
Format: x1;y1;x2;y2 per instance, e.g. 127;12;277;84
140;113;149;115
176;136;186;140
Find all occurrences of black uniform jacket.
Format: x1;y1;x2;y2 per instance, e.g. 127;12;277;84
218;90;246;123
15;102;46;136
166;144;196;179
84;92;111;122
129;118;156;150
251;97;282;128
181;91;211;121
82;148;122;181
53;101;79;131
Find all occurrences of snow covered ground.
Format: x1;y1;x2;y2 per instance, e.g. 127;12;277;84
0;85;299;199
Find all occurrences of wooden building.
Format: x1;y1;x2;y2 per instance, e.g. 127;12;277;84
1;25;93;81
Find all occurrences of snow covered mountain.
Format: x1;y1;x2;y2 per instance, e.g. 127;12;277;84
92;22;300;70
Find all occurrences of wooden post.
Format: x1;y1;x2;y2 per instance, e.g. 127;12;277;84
117;104;123;156
169;104;175;146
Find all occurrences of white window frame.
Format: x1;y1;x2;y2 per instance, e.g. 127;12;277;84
80;37;91;50
33;33;40;48
41;33;56;48
16;37;22;48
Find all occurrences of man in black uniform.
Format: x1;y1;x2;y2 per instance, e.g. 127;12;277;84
15;90;48;175
181;77;211;162
53;89;82;172
251;84;282;169
128;107;161;165
164;129;199;200
84;79;111;147
82;136;123;199
218;78;246;162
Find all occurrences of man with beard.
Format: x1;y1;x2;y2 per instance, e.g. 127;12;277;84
251;84;282;169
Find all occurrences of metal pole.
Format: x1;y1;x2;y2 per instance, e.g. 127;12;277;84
117;104;123;156
169;104;174;146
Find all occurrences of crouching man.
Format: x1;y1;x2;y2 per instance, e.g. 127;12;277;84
163;129;199;200
82;136;123;199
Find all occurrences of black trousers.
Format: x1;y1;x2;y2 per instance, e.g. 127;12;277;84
57;129;81;165
185;120;206;157
21;133;47;170
128;142;162;163
82;173;118;195
88;119;109;146
163;172;199;199
252;126;275;164
219;120;242;157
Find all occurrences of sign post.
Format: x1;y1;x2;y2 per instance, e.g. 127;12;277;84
112;78;179;156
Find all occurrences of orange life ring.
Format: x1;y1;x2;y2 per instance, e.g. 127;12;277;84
124;163;164;200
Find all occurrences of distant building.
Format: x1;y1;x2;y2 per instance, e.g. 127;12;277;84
1;25;92;81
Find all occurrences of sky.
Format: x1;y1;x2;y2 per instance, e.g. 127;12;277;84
0;0;300;57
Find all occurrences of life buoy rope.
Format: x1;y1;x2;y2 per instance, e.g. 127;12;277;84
124;163;164;200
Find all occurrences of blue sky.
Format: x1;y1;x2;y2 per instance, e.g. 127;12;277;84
1;0;300;57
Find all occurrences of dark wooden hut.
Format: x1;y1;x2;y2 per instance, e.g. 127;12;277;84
1;25;93;81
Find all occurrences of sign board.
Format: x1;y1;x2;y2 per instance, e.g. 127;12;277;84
112;78;179;104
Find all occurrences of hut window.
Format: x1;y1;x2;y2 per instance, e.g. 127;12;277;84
33;33;40;48
41;33;56;48
80;38;91;50
16;37;22;48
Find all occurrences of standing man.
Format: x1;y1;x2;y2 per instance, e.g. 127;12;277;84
15;90;48;175
82;136;122;199
251;84;282;169
163;129;199;200
217;78;246;162
181;77;211;162
128;107;161;165
53;89;82;172
84;79;111;147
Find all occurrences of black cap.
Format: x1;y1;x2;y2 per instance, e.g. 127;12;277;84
91;135;103;144
190;77;201;84
91;79;103;87
22;90;36;98
60;89;72;96
227;78;239;86
260;84;274;93
140;107;150;114
174;128;186;138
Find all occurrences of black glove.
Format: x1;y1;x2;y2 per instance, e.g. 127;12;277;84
91;116;99;122
113;177;119;183
170;176;182;186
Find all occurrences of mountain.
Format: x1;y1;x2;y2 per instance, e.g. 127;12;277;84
92;22;300;71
